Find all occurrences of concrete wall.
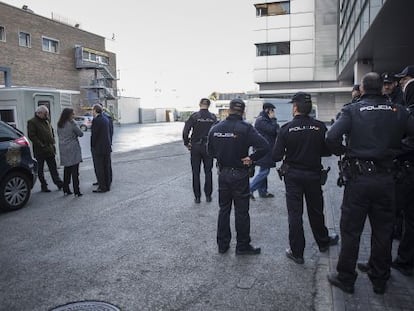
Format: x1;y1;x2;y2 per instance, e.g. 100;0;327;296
117;97;140;124
139;108;156;124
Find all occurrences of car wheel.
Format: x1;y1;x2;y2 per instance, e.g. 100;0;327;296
80;125;87;131
0;172;31;211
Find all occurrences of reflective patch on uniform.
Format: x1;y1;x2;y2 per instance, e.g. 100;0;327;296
360;105;392;112
197;118;216;123
288;125;320;132
6;143;21;167
213;132;237;138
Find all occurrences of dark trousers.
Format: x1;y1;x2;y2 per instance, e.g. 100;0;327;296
394;176;414;269
35;154;62;189
337;173;395;287
217;168;251;249
284;168;330;258
92;152;111;191
63;164;80;194
190;143;213;198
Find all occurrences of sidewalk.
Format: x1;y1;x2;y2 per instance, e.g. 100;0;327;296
321;157;414;311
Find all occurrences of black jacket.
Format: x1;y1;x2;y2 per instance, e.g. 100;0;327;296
207;114;269;169
326;93;414;164
91;113;112;155
183;109;217;146
388;85;405;106
27;115;56;157
254;111;279;168
272;115;330;171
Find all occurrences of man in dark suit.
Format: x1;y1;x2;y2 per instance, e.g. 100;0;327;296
91;104;112;193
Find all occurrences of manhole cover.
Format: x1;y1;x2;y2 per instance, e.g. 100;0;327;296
50;301;120;311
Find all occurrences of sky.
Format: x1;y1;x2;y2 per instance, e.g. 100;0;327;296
4;0;258;109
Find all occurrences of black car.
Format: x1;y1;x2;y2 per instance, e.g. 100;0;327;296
0;121;37;211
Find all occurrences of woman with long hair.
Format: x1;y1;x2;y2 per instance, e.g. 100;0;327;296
57;108;84;196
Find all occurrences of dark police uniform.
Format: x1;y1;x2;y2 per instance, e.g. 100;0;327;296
207;100;268;253
326;92;414;292
183;108;217;201
392;82;414;276
272;99;333;261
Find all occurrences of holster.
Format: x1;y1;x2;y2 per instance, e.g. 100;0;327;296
320;167;331;185
277;162;289;181
248;164;256;178
394;159;414;183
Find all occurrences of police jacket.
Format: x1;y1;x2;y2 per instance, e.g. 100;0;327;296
388;86;405;107
272;115;330;172
27;115;56;157
326;93;414;164
183;109;217;146
398;81;414;162
254;111;279;168
207;114;269;169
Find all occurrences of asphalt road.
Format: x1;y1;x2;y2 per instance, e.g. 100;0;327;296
0;122;336;311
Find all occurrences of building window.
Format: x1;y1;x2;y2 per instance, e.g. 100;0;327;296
42;37;59;53
82;49;110;65
18;32;31;47
255;1;290;17
0;26;5;42
256;42;290;56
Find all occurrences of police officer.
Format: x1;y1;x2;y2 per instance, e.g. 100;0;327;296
335;84;361;121
249;102;279;199
395;65;414;91
183;98;217;203
326;72;414;294
272;92;338;265
381;72;404;106
207;98;269;255
392;78;414;276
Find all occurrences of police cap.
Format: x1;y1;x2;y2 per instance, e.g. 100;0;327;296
229;98;245;112
395;65;414;78
289;92;312;105
262;102;275;110
381;72;395;83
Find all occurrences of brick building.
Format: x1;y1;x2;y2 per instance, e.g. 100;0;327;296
0;2;117;114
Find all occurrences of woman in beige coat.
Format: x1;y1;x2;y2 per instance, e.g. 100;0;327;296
57;108;84;196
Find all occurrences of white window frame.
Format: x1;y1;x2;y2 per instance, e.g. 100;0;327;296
0;25;5;42
42;36;59;53
18;31;31;47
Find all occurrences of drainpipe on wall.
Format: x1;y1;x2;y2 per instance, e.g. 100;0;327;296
0;66;12;87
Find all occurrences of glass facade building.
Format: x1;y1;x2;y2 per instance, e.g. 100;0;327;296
338;0;386;74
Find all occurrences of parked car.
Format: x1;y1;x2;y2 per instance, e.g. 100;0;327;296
74;115;93;131
0;121;37;212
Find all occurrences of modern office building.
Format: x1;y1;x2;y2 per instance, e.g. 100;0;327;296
0;2;117;114
338;0;414;82
251;0;414;121
252;0;350;121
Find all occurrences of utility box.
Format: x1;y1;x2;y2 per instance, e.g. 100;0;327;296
0;87;80;165
0;87;79;135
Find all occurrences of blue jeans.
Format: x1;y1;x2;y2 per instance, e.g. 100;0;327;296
250;167;270;196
